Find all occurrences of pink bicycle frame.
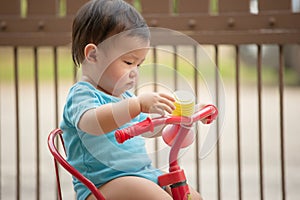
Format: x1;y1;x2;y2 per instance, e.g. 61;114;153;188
115;104;218;200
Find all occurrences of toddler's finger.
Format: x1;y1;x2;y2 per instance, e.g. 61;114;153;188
157;94;175;110
161;103;174;114
158;93;175;102
159;98;175;110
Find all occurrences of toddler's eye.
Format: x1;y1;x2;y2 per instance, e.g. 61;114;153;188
124;61;133;65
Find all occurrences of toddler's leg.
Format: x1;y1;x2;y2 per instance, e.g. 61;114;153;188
86;176;172;200
164;185;203;200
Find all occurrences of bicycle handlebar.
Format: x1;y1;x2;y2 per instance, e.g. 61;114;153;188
115;104;218;144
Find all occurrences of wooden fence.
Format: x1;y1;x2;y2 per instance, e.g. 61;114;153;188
0;0;300;200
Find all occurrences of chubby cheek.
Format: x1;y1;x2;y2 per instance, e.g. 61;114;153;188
116;71;132;86
114;68;128;81
106;68;129;87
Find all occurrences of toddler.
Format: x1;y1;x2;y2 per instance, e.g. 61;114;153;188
60;0;202;199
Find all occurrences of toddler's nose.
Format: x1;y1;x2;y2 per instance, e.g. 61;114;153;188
129;67;138;78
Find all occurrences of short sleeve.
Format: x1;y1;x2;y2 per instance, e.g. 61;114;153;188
64;83;100;130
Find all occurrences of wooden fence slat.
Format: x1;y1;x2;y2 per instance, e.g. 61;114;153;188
0;0;20;15
149;30;300;45
144;13;300;31
219;0;249;13
66;0;89;15
27;0;57;15
178;0;210;13
140;0;172;14
1;13;299;33
259;0;291;12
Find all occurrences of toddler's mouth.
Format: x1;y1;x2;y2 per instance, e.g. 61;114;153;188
128;81;135;87
124;81;135;89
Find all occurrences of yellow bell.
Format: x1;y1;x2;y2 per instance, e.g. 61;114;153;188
172;90;195;117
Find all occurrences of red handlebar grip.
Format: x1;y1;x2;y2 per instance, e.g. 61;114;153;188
115;117;154;143
204;105;218;124
115;129;133;143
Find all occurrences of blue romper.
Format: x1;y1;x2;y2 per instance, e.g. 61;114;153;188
60;81;163;200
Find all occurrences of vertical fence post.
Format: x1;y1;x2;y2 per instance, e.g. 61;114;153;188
173;46;178;90
214;45;221;200
33;47;40;200
13;46;20;200
152;47;159;167
54;47;59;130
193;45;200;193
53;46;60;199
278;45;286;200
235;45;242;200
257;44;264;200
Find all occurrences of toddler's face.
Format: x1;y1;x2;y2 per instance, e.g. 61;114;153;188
97;37;150;97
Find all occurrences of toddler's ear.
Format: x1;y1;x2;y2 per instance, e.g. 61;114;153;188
84;43;98;63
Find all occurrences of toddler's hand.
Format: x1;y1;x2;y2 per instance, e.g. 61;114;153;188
137;93;175;116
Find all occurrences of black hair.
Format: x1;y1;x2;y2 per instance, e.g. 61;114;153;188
72;0;149;66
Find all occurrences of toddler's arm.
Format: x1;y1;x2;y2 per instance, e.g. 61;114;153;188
78;93;175;136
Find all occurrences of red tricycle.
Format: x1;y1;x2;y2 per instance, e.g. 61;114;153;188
115;104;218;200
